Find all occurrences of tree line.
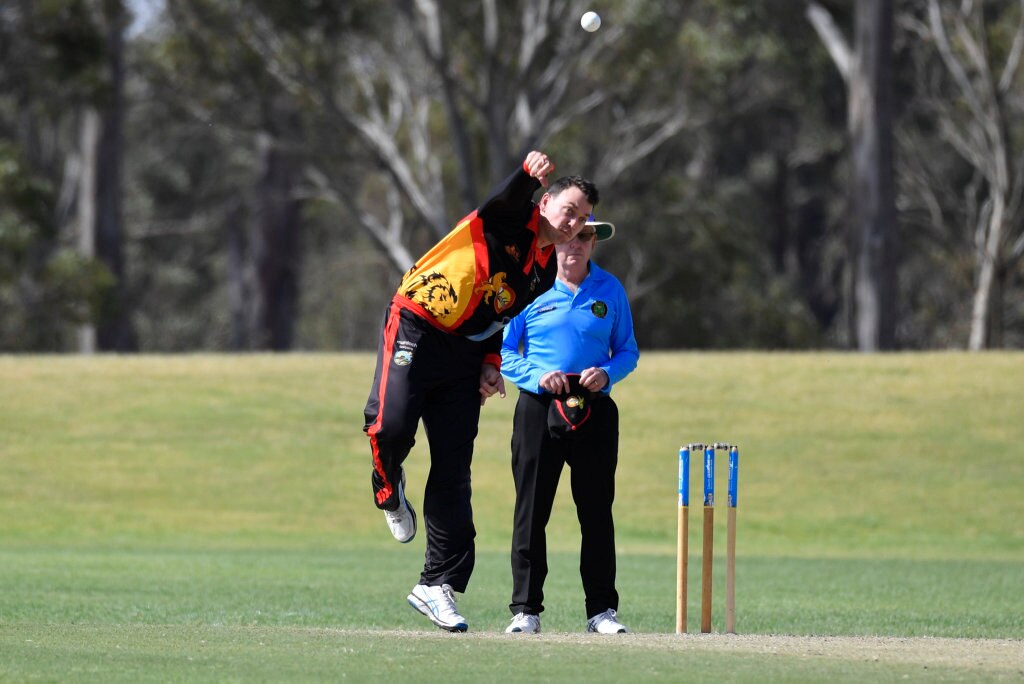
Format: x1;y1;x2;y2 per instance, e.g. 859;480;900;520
1;0;1022;352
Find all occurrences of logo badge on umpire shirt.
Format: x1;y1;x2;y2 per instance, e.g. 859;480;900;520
591;301;608;318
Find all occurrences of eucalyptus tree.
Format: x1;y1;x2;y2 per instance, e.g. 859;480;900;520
143;1;710;349
131;1;891;350
900;0;1024;349
619;1;850;349
291;0;852;349
136;0;382;349
808;0;899;351
0;0;127;351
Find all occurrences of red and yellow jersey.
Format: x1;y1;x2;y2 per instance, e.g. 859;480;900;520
395;167;556;345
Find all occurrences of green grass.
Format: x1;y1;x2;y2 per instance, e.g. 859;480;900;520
1;353;1023;680
7;624;999;684
1;548;1020;636
6;626;1010;684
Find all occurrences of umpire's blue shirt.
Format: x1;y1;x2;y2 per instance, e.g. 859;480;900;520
501;261;639;395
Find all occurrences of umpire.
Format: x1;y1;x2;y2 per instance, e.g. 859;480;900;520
499;218;639;634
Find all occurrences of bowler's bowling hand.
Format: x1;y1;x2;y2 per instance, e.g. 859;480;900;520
523;151;555;188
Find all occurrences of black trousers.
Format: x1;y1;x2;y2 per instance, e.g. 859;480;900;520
363;300;483;592
509;390;619;620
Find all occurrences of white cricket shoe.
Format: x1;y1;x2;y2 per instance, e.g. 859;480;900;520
587;608;629;634
505;612;541;634
383;472;417;543
407;583;468;632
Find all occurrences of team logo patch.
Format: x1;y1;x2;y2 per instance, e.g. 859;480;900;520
591;301;608;318
393;350;413;366
566;395;584;409
477;272;516;313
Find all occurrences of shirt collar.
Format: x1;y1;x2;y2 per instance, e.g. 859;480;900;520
556;261;599;293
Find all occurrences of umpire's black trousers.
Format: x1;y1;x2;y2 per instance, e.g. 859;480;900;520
509;389;620;620
364;299;484;592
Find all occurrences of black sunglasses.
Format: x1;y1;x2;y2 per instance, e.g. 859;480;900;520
572;230;597;242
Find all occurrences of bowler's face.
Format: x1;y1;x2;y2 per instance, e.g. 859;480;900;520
538;188;593;246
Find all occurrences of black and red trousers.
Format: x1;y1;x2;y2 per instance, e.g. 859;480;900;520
363;298;485;592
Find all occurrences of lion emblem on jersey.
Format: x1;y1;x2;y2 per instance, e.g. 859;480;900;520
410;272;458;320
476;272;516;313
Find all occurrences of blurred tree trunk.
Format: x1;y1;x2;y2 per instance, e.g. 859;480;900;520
76;108;100;354
94;0;136;351
254;131;303;351
808;0;898;351
227;133;304;352
851;0;897;351
227;203;254;351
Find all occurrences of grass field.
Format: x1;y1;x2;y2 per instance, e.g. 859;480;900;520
2;352;1023;681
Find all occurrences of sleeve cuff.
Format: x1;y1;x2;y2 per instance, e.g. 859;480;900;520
483;353;502;371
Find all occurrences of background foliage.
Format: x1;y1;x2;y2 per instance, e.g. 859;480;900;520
1;0;1023;351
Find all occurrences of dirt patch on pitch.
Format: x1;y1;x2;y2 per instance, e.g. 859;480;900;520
593;633;1023;673
361;630;1024;675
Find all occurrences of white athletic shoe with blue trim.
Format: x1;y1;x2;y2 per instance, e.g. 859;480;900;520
407;584;468;632
383;472;417;543
587;608;629;634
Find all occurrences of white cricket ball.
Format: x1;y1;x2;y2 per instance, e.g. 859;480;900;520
581;11;601;33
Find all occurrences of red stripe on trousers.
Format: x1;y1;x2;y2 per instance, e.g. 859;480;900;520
368;304;401;506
